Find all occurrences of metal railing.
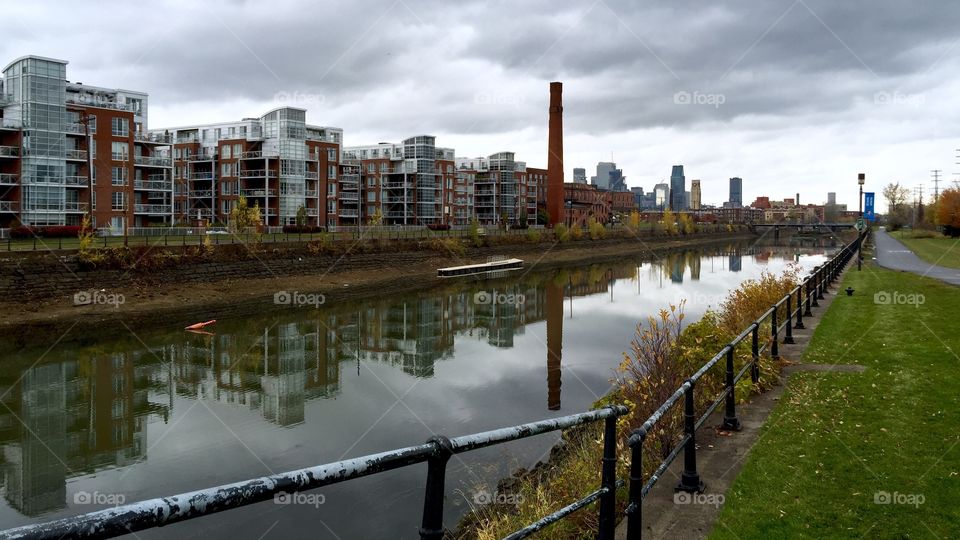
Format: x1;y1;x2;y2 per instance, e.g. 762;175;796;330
621;231;865;539
1;407;630;540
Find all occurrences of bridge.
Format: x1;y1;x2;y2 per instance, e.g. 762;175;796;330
752;222;857;235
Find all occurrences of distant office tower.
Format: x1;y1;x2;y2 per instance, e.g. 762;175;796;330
827;192;836;205
654;183;670;210
670;165;686;211
573;167;586;184
729;177;743;208
691;180;702;209
631;186;644;206
591;162;616;189
607;167;627;192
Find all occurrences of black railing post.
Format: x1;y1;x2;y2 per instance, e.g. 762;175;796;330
625;430;645;540
784;294;795;344
816;265;825;300
751;324;760;384
771;305;780;360
722;346;742;431
676;380;704;493
419;436;453;540
598;412;618;540
811;269;820;307
804;278;813;316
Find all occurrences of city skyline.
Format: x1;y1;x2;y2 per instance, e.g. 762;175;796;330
1;1;954;212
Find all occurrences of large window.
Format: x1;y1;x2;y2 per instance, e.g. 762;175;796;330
111;166;127;186
111;191;126;211
327;148;337;161
328;165;336;180
111;117;129;137
111;142;128;161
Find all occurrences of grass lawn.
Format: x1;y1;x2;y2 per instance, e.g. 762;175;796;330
889;230;960;269
710;260;960;538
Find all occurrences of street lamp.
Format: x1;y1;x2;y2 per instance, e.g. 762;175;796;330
858;173;865;271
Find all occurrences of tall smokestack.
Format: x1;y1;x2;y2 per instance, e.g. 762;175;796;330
547;82;564;226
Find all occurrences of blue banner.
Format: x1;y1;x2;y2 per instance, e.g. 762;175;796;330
864;192;875;221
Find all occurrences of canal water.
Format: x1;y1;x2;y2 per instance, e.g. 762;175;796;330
0;239;839;538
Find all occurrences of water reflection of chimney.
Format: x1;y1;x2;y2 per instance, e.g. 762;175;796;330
546;281;563;411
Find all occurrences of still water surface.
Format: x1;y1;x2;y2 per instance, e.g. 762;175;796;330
0;240;838;538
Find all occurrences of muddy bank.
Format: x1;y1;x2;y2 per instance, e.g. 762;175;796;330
0;232;755;343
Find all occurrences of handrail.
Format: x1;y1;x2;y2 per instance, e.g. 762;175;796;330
1;406;630;540
623;231;866;540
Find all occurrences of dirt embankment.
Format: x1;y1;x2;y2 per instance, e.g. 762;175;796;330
0;232;755;341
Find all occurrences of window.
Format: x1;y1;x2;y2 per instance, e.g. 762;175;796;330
175;148;182;160
327;148;337;161
111;117;129;137
328;165;336;179
91;166;96;185
367;192;376;202
221;163;231;177
91;139;97;159
233;143;241;156
327;200;336;212
367;163;374;173
111;192;126;211
112;167;128;186
328;183;336;195
111;142;128;161
222;145;231;159
367;177;375;187
88;115;97;134
91;191;96;210
367;205;376;216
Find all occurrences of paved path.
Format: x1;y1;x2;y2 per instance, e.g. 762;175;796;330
873;229;960;286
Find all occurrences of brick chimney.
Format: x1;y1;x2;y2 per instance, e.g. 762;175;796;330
547;82;564;225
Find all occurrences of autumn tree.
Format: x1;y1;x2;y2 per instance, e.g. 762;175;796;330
937;188;960;237
883;182;910;231
229;196;262;233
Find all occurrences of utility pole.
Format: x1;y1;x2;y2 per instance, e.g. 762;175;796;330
931;169;942;203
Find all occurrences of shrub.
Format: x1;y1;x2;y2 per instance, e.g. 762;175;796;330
571;225;584;240
554;223;570;243
10;226;37;239
41;226;83;238
587;217;606;240
427;237;465;257
526;228;541;243
468;218;484;248
306;233;333;254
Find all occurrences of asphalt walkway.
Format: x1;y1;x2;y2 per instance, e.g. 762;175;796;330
873;229;960;286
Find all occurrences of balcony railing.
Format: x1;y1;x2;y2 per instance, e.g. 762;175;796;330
338;209;359;218
136;132;173;144
63;149;88;160
240;150;279;159
0;201;17;212
305;190;318;197
187;153;217;162
64;123;86;135
0;117;21;129
135;155;173;167
241;189;277;197
239;169;277;179
66;98;136;112
135;180;173;191
188;173;214;181
189;190;214;198
0;173;18;185
339;192;359;201
135;204;171;214
64;175;89;186
305;208;319;216
305;171;319;180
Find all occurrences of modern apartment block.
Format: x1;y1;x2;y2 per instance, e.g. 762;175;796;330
455;153;540;226
152;107;347;227
0;55;173;230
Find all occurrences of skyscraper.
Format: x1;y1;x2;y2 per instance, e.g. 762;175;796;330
590;162;615;189
670;165;686;211
572;167;586;184
729;177;743;207
654;183;670;210
691;180;702;209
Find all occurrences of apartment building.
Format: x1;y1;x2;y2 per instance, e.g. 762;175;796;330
455;153;540;226
0;55;172;230
152;107;346;227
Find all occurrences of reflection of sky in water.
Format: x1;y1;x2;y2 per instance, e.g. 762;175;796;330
0;245;831;539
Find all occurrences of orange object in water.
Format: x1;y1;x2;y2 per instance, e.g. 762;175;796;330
185;320;216;330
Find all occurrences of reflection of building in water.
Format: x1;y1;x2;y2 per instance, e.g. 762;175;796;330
729;251;742;272
545;282;563;410
670;255;684;284
689;253;701;281
0;351;167;517
357;297;454;377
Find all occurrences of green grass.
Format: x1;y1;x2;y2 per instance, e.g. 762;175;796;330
890;230;960;269
710;263;960;538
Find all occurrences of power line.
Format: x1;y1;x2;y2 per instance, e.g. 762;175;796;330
931;169;942;202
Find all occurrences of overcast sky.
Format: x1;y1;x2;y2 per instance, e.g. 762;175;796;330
4;0;960;210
